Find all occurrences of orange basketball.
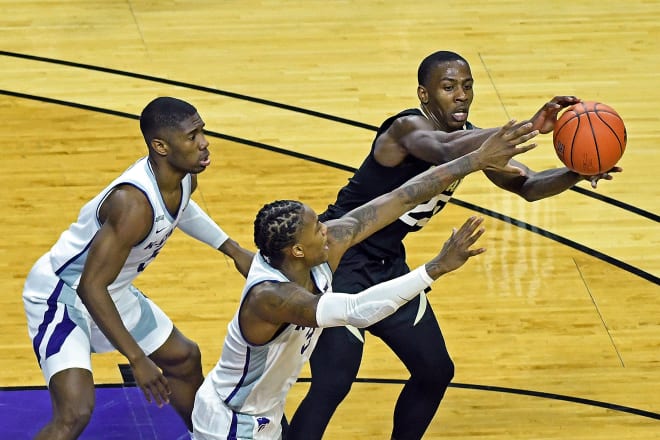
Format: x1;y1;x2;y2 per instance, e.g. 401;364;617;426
552;101;627;175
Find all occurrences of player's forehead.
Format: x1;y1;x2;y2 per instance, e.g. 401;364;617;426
431;60;472;82
301;204;318;224
176;112;205;133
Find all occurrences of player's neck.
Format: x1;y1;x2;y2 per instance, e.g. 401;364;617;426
280;260;314;290
147;156;185;192
419;104;450;131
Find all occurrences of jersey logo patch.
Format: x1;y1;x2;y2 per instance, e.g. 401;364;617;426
257;417;270;432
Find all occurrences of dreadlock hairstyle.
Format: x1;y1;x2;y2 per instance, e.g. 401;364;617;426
417;51;469;87
139;96;198;147
254;200;305;267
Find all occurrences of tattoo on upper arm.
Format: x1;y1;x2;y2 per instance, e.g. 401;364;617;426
327;222;355;244
349;205;378;234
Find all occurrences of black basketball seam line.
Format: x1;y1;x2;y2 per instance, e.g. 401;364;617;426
594;110;625;155
554;112;577;164
569;116;581;170
558;103;626;173
585;111;603;172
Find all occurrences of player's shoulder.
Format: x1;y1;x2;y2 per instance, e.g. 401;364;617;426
386;112;434;135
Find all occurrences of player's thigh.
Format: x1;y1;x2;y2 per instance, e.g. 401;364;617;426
370;295;451;369
149;325;199;369
101;285;175;356
310;325;364;382
25;292;95;385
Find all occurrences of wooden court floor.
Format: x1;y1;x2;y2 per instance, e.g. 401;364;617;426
1;1;658;438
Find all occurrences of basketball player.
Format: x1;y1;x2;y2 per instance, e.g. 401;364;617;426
288;51;623;440
191;120;539;440
22;97;254;440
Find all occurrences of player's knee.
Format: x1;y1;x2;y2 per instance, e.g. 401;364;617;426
414;356;454;388
162;337;202;378
54;399;95;433
309;371;354;403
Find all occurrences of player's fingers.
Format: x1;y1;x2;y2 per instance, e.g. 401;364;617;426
493;120;516;139
554;95;579;105
456;216;480;238
154;377;171;406
140;385;153;404
503;121;534;140
512;130;539;145
497;163;527;176
463;227;486;249
513;142;538;155
468;247;487;257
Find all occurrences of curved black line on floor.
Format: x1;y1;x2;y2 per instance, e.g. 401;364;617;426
0;50;377;131
1;89;657;285
2;51;657;223
304;377;660;421
2;379;658;421
451;199;659;284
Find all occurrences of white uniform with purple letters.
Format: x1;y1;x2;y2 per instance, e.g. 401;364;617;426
193;252;332;440
23;157;191;383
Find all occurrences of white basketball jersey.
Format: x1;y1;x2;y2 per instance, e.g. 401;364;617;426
47;157;192;305
206;252;332;436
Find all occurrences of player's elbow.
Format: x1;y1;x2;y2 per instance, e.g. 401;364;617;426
520;191;542;202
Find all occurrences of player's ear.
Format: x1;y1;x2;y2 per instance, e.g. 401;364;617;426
417;85;429;105
292;244;304;258
150;138;168;156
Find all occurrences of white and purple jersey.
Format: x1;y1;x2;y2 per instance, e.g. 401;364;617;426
200;252;332;439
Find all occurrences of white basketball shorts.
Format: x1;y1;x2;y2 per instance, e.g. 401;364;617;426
23;254;174;384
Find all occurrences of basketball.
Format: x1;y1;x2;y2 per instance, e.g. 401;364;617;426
552;101;627;175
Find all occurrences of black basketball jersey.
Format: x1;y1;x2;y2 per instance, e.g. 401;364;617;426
320;108;473;261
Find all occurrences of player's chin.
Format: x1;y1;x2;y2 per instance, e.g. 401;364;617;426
190;164;208;174
447;119;467;130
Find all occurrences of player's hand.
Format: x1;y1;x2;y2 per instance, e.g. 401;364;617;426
582;166;622;188
130;355;171;407
425;216;486;279
475;120;538;175
530;96;581;134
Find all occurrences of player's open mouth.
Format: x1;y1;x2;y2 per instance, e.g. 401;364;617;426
200;156;211;166
452;111;468;122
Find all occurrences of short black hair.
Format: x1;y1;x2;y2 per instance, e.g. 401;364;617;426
139;97;197;146
417;51;469;86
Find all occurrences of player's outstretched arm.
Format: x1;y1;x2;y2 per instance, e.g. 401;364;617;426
530;95;581;134
325;120;537;270
315;216;486;328
241;216;486;344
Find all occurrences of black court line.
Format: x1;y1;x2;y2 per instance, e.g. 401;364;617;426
3;378;658;422
352;378;660;421
0;50;378;131
1;89;657;286
450;199;660;285
2;50;657;223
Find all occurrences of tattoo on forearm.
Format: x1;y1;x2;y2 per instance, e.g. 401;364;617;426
403;156;474;200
